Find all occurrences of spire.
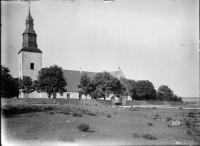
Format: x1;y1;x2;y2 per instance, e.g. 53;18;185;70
26;2;34;23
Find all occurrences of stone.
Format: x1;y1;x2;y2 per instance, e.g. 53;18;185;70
171;120;181;126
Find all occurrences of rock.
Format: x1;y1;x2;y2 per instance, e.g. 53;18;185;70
176;141;180;144
171;120;181;126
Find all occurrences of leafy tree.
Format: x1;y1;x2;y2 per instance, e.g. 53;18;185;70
78;74;93;99
91;71;122;99
135;80;156;100
35;65;67;98
119;78;137;100
19;76;35;98
157;85;174;101
173;94;183;103
1;65;19;98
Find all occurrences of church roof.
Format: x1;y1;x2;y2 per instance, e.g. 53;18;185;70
110;70;126;79
18;47;42;54
62;69;126;92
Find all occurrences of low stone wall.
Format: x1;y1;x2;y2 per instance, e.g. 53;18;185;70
1;98;83;106
1;98;184;106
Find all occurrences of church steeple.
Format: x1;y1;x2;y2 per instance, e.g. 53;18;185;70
26;4;34;23
18;3;42;54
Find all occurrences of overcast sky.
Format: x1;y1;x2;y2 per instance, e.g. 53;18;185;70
1;0;199;98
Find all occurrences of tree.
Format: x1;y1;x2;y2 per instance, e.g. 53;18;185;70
157;85;174;101
19;76;35;98
173;94;183;103
1;65;19;98
91;71;122;99
78;74;93;99
35;65;67;98
135;80;156;100
119;78;137;100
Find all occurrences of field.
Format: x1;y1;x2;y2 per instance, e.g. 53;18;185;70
1;99;200;146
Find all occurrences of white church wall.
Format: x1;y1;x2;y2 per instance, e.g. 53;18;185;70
21;51;42;80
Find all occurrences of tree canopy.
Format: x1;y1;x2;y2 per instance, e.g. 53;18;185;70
78;74;93;99
1;65;19;98
35;65;67;98
119;78;137;99
91;71;122;99
19;76;35;97
156;85;182;102
157;85;174;101
135;80;156;100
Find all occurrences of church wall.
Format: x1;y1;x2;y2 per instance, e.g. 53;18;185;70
18;53;23;78
21;51;42;81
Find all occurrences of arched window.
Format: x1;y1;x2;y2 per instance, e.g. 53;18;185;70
30;63;34;70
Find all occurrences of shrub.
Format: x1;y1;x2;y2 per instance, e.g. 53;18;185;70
78;123;90;132
106;114;111;118
188;112;194;117
148;123;153;126
187;130;192;135
50;111;54;114
185;120;190;127
64;111;70;115
166;117;172;122
133;133;140;137
142;133;157;140
155;114;159;117
87;112;97;116
72;112;83;117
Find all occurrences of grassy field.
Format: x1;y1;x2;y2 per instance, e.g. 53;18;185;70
1;99;200;146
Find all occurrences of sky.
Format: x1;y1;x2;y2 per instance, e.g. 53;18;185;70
1;0;199;98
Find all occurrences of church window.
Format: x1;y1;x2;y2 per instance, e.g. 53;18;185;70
30;63;34;70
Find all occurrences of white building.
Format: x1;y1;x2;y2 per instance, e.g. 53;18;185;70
18;5;126;99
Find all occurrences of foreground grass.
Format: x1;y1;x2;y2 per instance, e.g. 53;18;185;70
1;101;200;145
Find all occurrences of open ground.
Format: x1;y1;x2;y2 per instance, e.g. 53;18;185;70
1;99;200;146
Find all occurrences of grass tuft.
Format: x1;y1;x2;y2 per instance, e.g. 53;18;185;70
142;133;157;140
166;117;172;122
72;112;83;117
148;123;153;126
106;114;111;118
78;123;90;132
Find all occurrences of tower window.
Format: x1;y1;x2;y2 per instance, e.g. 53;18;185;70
30;63;34;70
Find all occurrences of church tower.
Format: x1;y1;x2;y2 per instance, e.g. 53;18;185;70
18;4;42;98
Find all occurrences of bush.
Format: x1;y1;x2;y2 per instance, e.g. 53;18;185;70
78;123;90;132
148;123;153;126
72;112;83;117
187;130;192;135
185;120;190;127
50;111;54;114
87;112;97;116
142;133;157;140
64;111;70;115
133;133;140;137
166;117;172;122
106;114;111;118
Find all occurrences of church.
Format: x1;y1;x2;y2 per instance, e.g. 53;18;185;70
18;5;126;99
